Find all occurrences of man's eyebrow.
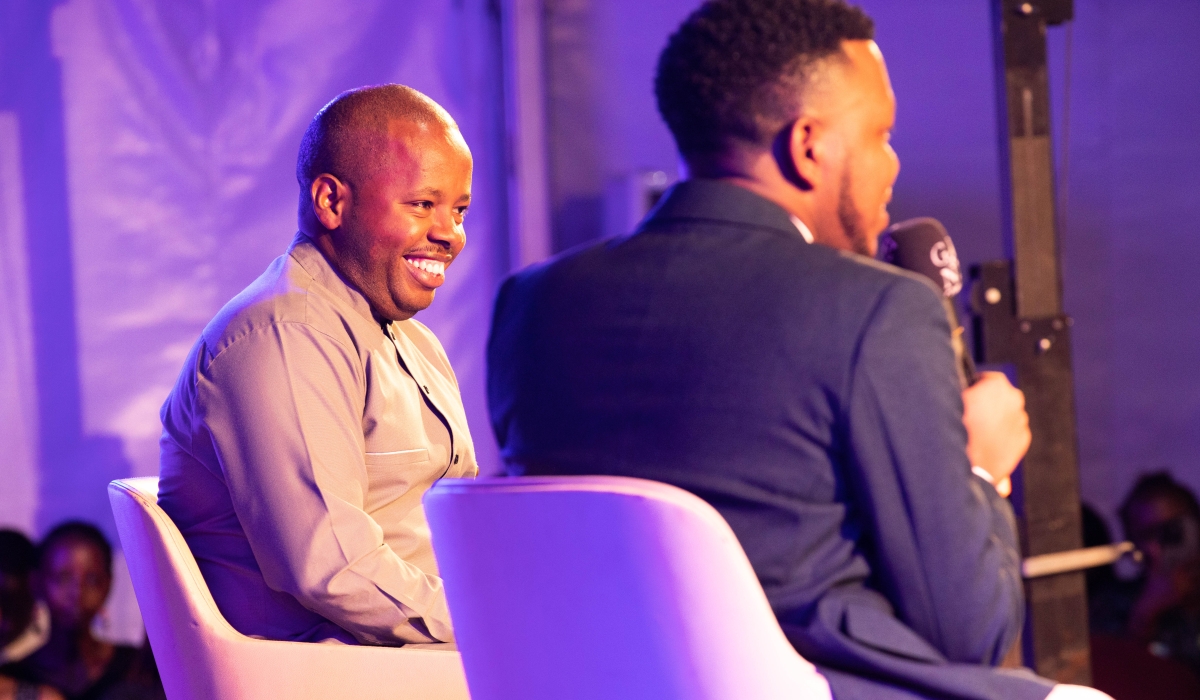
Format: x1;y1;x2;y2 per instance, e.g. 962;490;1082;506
403;187;470;203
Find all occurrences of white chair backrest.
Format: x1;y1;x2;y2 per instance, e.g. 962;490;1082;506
109;477;469;700
425;475;831;700
108;477;236;698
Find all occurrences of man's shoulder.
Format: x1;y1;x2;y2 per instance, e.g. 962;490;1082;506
504;229;939;316
199;252;314;357
200;245;374;360
502;236;608;287
838;251;946;305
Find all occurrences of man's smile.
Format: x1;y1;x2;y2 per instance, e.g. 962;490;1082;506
404;255;448;288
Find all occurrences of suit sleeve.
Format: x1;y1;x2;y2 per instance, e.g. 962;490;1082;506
194;322;454;644
844;277;1023;665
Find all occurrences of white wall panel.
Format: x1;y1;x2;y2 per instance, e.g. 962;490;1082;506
0;112;39;534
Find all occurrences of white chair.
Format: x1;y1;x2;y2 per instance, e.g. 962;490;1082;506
424;475;832;700
108;477;469;700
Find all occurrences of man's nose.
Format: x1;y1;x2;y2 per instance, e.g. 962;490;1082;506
428;207;464;247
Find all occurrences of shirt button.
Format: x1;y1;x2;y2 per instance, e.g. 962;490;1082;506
453;454;459;465
422;385;430;394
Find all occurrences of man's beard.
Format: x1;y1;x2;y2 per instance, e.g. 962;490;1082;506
837;165;874;256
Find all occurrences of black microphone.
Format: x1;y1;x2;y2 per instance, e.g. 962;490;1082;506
877;217;978;388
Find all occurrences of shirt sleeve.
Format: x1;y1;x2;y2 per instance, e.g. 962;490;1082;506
844;276;1023;665
193;321;454;644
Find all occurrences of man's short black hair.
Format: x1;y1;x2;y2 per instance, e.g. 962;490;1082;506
1120;471;1200;534
0;530;37;647
296;84;455;192
655;0;874;158
39;521;113;576
0;529;36;577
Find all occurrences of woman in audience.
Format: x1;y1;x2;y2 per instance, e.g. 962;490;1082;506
1119;472;1200;672
7;523;161;700
0;530;62;700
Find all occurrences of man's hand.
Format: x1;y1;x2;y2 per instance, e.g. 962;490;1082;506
963;372;1030;495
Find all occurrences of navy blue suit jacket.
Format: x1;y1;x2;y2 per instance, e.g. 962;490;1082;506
487;180;1054;700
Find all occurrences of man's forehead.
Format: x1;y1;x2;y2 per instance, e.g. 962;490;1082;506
378;118;469;156
341;121;461;173
844;40;892;98
804;40;893;118
355;122;472;197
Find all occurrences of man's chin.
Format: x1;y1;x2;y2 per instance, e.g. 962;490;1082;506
853;213;892;257
388;291;435;321
847;227;877;257
862;229;887;257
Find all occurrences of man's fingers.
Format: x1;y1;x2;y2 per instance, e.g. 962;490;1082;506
962;369;1031;486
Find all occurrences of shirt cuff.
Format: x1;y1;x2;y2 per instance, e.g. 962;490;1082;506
972;465;1012;498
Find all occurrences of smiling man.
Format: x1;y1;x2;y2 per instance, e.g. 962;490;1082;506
157;85;477;646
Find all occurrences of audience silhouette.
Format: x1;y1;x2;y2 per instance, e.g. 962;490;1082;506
0;529;61;700
1;524;162;700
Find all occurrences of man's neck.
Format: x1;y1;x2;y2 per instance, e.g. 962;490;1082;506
684;150;821;241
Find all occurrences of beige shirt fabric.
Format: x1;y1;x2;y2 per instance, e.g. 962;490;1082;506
158;232;477;646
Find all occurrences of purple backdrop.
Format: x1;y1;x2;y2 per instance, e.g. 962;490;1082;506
2;0;1198;642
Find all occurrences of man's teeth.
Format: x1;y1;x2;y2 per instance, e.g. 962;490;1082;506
405;258;445;276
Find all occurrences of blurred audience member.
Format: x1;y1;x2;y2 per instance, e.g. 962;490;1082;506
0;530;60;700
1118;470;1200;672
0;531;49;664
6;523;162;700
1119;471;1200;672
1081;500;1200;699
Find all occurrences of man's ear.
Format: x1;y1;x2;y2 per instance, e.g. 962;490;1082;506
782;117;823;192
311;174;349;230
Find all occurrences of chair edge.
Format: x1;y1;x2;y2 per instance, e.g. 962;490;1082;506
429;475;730;527
108;478;243;640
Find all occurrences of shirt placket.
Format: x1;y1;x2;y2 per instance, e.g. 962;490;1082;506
383;322;461;476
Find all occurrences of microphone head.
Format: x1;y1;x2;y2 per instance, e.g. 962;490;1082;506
876;217;963;298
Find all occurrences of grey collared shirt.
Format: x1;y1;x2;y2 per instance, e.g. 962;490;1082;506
158;233;477;645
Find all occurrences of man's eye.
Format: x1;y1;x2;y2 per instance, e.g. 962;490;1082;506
410;201;434;210
455;207;469;218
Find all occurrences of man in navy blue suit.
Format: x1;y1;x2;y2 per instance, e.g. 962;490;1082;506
487;1;1109;698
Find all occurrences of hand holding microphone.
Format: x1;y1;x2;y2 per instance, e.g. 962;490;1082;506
878;218;1028;496
962;372;1029;496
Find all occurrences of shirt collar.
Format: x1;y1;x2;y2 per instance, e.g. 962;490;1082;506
645;179;813;243
789;215;815;244
286;231;380;327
